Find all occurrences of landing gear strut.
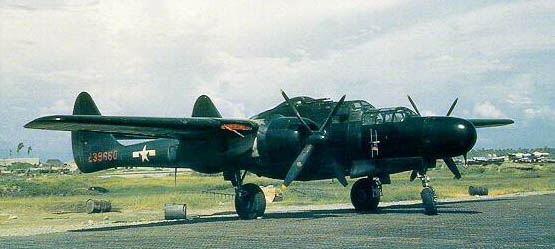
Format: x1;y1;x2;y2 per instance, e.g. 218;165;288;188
350;177;382;212
417;173;438;215
231;171;266;220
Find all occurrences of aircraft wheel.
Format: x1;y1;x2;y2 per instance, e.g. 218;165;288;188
235;183;266;220
350;178;380;212
421;187;438;215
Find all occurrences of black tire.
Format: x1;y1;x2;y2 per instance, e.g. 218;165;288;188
350;178;380;212
421;187;438;215
235;183;266;220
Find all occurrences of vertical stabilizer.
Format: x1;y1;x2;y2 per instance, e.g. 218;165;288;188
71;92;122;173
72;92;101;115
192;95;222;118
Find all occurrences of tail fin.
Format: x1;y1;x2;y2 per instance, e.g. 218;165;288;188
71;92;122;173
192;95;222;118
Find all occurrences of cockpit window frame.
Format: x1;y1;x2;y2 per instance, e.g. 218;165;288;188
361;107;417;125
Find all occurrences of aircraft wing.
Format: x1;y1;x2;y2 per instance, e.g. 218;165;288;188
468;119;514;128
24;115;258;139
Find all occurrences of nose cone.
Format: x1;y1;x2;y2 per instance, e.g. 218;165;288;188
423;117;477;157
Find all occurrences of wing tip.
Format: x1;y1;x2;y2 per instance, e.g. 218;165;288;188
469;118;515;128
23;121;33;129
498;119;515;125
24;117;44;129
24;115;64;129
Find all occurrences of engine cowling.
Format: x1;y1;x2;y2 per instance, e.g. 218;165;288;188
256;117;316;165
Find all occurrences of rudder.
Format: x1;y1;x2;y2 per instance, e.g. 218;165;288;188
192;95;222;118
71;92;122;173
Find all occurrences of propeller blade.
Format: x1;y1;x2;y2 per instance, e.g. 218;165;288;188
443;157;461;179
282;144;315;191
281;90;313;134
331;163;348;187
446;98;459;116
407;95;421;116
319;95;346;132
409;170;418;182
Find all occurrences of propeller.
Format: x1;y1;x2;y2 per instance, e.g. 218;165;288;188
407;95;421;116
409;170;418;182
281;90;313;134
443;157;461;179
280;90;347;192
446;98;458;117
407;95;462;180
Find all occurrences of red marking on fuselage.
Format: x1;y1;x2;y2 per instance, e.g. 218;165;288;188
88;150;118;163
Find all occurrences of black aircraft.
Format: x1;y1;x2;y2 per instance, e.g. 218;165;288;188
25;91;513;218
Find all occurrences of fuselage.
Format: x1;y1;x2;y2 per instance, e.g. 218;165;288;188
122;97;476;182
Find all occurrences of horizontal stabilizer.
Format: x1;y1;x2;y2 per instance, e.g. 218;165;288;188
25;115;258;139
468;119;514;128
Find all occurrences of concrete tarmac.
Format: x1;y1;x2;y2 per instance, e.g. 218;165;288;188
2;194;554;248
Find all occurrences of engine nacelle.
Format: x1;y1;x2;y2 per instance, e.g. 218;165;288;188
256;117;315;164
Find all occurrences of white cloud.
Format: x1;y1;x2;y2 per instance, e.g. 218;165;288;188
421;110;439;116
39;99;72;116
473;102;505;118
1;0;555;158
524;106;555;120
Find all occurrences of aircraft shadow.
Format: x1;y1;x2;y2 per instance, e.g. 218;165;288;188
69;197;506;233
384;197;514;210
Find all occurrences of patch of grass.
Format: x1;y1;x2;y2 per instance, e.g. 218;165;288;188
0;163;553;235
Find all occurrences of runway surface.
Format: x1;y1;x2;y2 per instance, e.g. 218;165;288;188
2;194;554;248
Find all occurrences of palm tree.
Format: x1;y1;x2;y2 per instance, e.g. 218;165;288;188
16;142;24;155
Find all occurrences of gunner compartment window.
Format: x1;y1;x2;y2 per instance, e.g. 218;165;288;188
383;113;393;122
375;114;384;124
361;106;413;125
393;112;405;122
362;112;376;125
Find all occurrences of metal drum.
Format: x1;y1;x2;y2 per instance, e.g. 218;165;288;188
468;186;489;196
86;199;112;213
164;204;187;220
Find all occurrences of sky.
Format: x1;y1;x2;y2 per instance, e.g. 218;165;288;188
0;0;554;162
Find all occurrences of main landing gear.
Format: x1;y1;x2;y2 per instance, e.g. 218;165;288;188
417;173;438;215
350;177;382;212
230;171;266;220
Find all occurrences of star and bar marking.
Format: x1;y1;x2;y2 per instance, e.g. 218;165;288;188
132;145;156;162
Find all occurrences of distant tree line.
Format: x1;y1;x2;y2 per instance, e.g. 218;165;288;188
468;147;554;157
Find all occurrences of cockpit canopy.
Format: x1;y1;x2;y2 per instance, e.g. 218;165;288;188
362;107;418;125
275;96;315;107
253;96;376;125
253;96;418;125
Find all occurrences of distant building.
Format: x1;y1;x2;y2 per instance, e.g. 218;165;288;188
45;159;64;167
0;158;40;166
508;152;550;163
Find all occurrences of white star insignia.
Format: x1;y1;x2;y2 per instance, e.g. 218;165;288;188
133;145;156;162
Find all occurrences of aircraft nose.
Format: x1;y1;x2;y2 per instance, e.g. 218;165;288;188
452;118;477;153
422;117;477;157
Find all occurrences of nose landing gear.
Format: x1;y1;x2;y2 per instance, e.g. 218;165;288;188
417;173;438;215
